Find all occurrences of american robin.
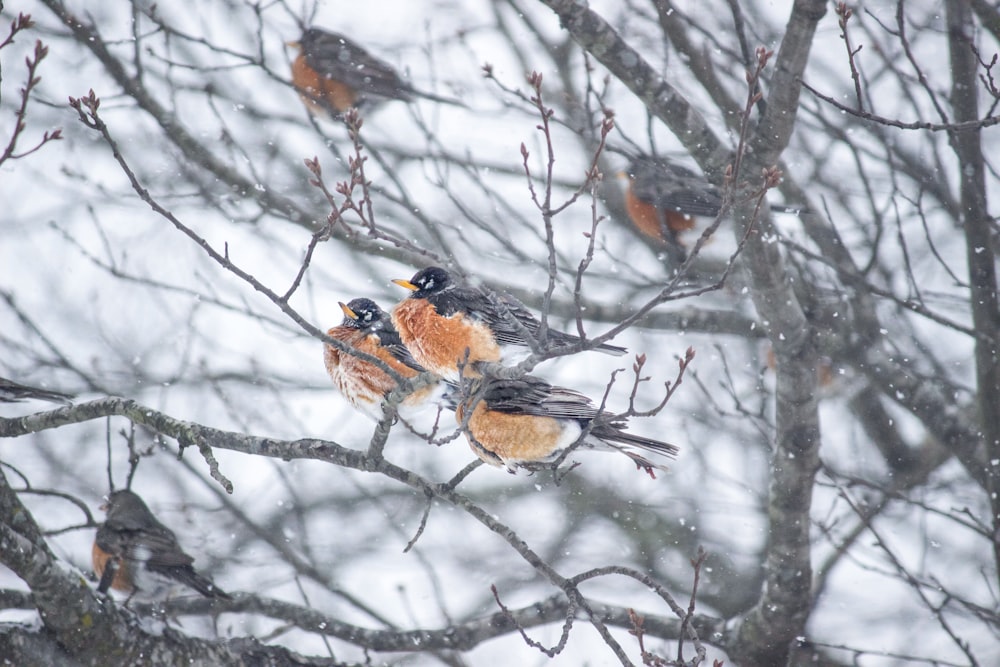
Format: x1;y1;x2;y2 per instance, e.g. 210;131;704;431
621;156;802;247
324;297;445;421
289;27;459;119
453;374;679;478
92;490;230;601
391;266;626;382
0;377;72;404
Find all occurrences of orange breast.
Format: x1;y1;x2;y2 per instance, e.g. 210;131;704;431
324;328;420;415
624;186;695;242
459;401;565;465
291;54;358;115
392;299;501;380
92;542;134;593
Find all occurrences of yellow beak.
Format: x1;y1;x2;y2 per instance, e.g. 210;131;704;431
392;278;418;291
339;302;358;319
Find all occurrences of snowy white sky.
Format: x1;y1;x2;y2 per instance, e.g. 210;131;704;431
1;0;998;664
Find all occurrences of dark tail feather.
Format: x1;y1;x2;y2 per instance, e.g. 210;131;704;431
608;431;680;458
549;333;628;357
30;388;74;405
592;427;679;478
173;566;232;600
412;88;467;108
595;342;628;357
191;575;232;600
769;204;808;215
0;378;74;405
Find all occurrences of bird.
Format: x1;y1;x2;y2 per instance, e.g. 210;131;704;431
0;377;73;404
452;374;679;478
288;27;459;119
620;156;803;249
390;266;626;382
324;297;445;421
92;490;230;601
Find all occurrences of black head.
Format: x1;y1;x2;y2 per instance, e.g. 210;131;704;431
625;155;664;180
103;489;153;523
624;157;641;179
339;298;388;330
299;27;335;50
394;266;454;297
627;155;704;184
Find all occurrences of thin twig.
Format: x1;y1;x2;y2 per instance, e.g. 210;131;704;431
836;3;865;111
491;584;576;658
66;91;416;386
0;33;63;169
799;80;1000;132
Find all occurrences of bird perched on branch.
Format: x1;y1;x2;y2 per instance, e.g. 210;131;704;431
391;266;626;382
452;374;678;478
324;297;444;421
92;490;230;601
289;27;460;119
0;377;72;404
620;155;803;250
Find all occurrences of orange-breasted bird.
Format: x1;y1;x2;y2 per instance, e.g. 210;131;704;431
391;266;626;382
0;377;72;404
621;156;802;249
453;374;678;478
325;297;444;421
92;490;230;601
289;27;459;119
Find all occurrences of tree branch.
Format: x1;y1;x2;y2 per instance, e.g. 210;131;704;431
730;2;827;665
1;399;725;662
0;469;338;666
946;0;1000;592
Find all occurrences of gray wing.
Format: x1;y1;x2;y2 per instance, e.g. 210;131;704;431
0;377;73;404
632;159;723;217
303;30;413;102
479;376;599;421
